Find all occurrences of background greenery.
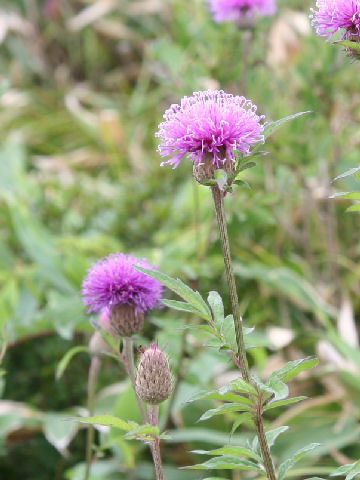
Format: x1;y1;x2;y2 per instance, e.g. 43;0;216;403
0;0;360;478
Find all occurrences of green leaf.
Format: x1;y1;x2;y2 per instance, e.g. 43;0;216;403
253;426;289;452
70;415;137;432
330;192;360;200
264;111;312;140
230;377;258;396
124;423;159;441
214;169;228;191
278;443;321;480
333;166;360;181
135;267;211;319
182;456;264;471
198;403;252;422
230;413;253;437
263;396;307;411
221;314;237;352
192;446;261;462
270;357;319;383
334;40;360;52
236;161;257;173
186;389;251;405
346;203;360;213
331;460;360;480
55;346;89;380
162;299;204;316
253;375;288;402
207;291;224;330
43;413;78;454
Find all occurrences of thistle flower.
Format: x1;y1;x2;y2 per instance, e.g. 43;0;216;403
207;0;276;23
135;344;172;405
310;0;360;40
156;90;264;183
82;253;163;336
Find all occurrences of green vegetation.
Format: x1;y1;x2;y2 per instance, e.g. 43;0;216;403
0;0;360;479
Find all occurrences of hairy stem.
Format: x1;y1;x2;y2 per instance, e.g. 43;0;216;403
211;185;250;382
255;396;276;480
211;184;277;480
84;355;101;480
122;337;147;423
148;405;165;480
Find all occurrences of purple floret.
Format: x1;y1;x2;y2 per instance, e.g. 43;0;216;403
310;0;360;38
82;253;163;314
156;90;265;169
207;0;276;23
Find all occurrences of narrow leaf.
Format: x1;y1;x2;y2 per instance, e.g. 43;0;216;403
162;299;205;316
199;403;252;422
264;111;312;140
70;415;137;432
135;266;211;319
270;357;318;383
192;446;261;461
182;456;263;471
56;346;89;380
207;291;224;330
333;166;360;182
278;443;321;480
263;396;307;411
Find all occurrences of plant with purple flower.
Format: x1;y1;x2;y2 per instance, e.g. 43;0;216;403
82;253;163;337
207;0;276;23
311;0;360;39
156;90;264;185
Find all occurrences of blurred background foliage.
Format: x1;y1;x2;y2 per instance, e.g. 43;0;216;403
0;0;360;478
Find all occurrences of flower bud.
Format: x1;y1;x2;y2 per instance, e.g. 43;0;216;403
109;303;144;337
88;331;111;357
135;344;172;405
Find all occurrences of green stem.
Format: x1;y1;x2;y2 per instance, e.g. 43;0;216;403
122;337;148;423
84;355;101;480
148;405;165;480
211;185;249;382
210;184;277;480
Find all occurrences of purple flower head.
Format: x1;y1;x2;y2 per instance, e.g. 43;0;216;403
207;0;276;23
156;90;265;170
82;253;163;315
310;0;360;39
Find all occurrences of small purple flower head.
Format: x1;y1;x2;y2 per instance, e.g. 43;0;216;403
310;0;360;39
156;90;265;177
82;253;163;315
207;0;276;23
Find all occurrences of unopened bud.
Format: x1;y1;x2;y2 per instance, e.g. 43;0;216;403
109;304;144;337
135;344;172;405
88;331;111;357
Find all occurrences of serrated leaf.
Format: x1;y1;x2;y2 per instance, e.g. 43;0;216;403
134;266;211;319
70;415;137;432
162;299;204;316
270;357;318;383
264;111;312;140
207;291;224;330
55;346;89;380
182;456;264;471
198;403;252;422
263;396;307;411
333;166;360;182
192;446;261;462
278;443;321;480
